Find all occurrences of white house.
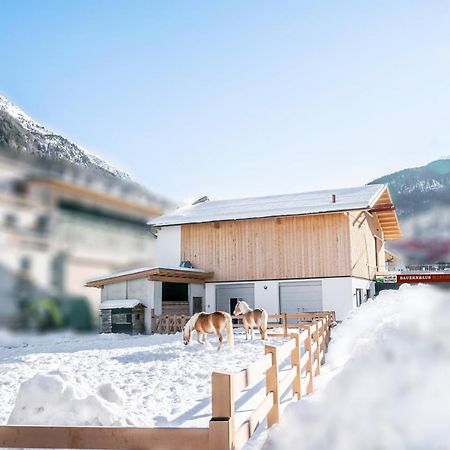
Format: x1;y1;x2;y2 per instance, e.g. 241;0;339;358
87;184;402;332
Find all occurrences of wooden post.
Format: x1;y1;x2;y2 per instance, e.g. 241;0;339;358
150;308;155;334
320;319;326;364
313;321;321;376
303;324;314;394
209;419;232;450
325;314;331;349
283;313;288;337
265;344;280;427
210;371;234;450
290;333;301;400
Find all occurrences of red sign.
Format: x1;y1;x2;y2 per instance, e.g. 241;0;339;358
397;273;450;283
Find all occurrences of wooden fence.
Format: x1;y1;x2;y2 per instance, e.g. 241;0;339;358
151;310;189;334
0;314;333;450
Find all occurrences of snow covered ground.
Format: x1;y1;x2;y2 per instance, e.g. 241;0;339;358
2;284;448;450
266;284;450;450
0;329;274;430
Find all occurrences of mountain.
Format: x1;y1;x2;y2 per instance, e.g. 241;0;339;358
369;157;450;217
369;157;450;263
0;94;129;179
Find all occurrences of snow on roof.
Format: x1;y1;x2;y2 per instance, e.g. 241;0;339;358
86;265;211;285
87;267;153;284
150;185;387;227
99;299;144;310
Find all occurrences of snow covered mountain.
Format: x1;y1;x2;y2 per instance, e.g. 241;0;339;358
369;157;450;262
0;94;129;179
369;157;450;218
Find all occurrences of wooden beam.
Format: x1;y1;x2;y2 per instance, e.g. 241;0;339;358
370;204;395;213
148;275;207;284
0;426;209;450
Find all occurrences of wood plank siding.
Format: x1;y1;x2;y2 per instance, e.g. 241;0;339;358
181;214;353;282
348;211;385;279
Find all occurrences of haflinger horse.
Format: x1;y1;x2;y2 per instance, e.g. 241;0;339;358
183;311;234;351
233;300;268;340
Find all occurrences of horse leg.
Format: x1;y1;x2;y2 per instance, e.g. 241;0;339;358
250;326;254;340
197;332;204;344
244;323;249;340
202;333;207;343
216;330;223;351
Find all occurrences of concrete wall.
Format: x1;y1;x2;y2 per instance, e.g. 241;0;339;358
156;226;181;267
254;281;280;315
101;282;127;301
322;277;353;321
205;283;216;313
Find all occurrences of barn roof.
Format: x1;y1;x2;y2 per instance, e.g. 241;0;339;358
150;184;401;240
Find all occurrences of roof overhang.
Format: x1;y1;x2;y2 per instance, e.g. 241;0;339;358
86;266;213;288
99;299;145;310
29;177;163;217
369;186;402;240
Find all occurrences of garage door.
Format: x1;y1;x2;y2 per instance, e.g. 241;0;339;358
279;281;323;315
216;283;255;313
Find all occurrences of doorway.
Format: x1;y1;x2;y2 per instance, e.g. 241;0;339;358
162;282;189;315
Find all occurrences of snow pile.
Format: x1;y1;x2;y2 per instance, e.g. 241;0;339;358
8;370;138;426
267;284;450;450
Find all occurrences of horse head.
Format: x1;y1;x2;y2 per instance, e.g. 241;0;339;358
182;323;192;345
233;300;242;315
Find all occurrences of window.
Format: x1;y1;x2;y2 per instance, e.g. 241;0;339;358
356;289;363;307
20;256;31;272
36;215;50;234
4;214;17;228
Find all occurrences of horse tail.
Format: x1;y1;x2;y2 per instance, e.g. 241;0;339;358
225;313;234;347
261;309;268;340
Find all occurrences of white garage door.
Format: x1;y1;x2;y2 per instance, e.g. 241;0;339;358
216;283;255;313
279;281;323;314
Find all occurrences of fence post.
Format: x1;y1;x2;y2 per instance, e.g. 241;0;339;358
290;333;301;400
325;314;331;350
150;308;155;334
303;324;314;394
320;319;326;364
283;313;288;337
313;321;321;376
210;371;234;450
265;344;280;427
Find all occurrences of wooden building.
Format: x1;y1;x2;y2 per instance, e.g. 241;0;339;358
88;184;402;329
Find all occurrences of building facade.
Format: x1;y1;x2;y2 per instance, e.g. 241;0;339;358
88;184;401;332
0;153;167;328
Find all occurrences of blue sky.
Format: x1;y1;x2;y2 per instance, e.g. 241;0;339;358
1;1;449;202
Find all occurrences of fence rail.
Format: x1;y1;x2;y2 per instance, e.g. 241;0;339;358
151;310;189;334
0;314;334;450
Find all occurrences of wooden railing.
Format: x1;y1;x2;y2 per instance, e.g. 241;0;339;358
0;315;333;450
216;318;329;449
151;309;189;334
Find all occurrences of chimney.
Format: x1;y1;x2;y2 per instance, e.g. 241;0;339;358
331;194;336;204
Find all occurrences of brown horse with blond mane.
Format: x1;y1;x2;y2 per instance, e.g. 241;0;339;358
182;311;234;351
233;300;268;340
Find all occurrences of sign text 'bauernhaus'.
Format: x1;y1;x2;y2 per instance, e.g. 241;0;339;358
397;273;450;284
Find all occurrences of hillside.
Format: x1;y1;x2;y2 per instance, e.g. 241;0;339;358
369;157;450;263
0;95;129;180
369;157;450;218
0;94;172;208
